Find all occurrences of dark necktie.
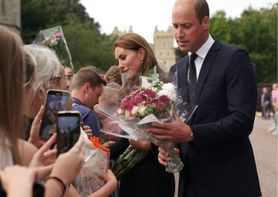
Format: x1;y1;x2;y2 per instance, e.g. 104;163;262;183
188;53;198;104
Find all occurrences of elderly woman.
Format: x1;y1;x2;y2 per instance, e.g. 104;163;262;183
23;45;70;140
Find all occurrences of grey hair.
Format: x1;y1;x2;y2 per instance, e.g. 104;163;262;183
23;44;63;92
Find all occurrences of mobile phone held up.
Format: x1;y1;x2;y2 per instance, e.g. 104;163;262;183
39;89;71;140
57;111;81;155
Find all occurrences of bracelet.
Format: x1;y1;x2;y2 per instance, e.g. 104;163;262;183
45;176;67;196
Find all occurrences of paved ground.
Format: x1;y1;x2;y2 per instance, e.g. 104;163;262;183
250;117;277;197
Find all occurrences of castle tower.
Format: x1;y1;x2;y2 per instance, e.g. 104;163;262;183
0;0;21;34
153;26;176;72
111;25;133;39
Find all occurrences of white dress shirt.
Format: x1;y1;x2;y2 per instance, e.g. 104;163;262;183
189;34;215;80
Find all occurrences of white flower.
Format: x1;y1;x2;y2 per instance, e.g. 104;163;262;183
131;106;139;116
158;83;177;101
138;105;146;117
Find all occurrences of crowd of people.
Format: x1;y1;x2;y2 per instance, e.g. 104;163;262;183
0;0;268;197
258;84;278;136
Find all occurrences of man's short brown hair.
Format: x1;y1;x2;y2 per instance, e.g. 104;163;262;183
71;66;106;89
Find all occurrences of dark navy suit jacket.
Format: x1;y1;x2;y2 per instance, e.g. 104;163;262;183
170;40;261;197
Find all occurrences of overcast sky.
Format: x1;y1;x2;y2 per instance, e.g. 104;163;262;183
80;0;276;43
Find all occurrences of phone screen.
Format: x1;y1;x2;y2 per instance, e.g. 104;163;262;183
57;111;81;155
40;90;70;140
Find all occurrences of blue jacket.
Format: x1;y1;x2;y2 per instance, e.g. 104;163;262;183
72;97;100;137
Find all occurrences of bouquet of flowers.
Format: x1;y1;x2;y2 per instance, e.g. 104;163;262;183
34;25;73;69
100;68;197;174
117;69;184;173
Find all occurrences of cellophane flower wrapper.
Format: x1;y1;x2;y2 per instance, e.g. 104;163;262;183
99;68;186;173
34;25;73;69
99;67;198;173
116;68;186;173
75;135;110;197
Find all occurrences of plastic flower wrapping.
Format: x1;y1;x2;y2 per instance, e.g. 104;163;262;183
75;134;110;197
100;67;198;173
34;25;73;69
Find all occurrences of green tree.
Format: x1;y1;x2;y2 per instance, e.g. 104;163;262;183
208;5;277;83
238;4;277;83
63;14;115;72
21;0;115;71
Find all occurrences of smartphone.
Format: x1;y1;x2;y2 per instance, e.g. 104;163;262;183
57;111;81;155
40;89;71;140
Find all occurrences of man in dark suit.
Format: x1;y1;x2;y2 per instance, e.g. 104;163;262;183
147;0;261;196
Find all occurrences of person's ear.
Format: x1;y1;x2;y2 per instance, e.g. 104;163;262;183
202;16;209;30
37;86;46;101
83;82;91;94
139;48;146;61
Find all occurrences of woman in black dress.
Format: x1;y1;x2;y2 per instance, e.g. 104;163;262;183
110;32;175;197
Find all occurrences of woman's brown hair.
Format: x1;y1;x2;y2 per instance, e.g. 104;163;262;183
114;33;167;95
0;26;25;164
114;33;158;75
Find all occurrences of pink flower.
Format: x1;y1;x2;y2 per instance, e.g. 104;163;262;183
117;108;123;115
55;32;62;38
133;94;143;105
159;95;170;103
143;89;156;98
119;86;173;120
121;96;133;110
51;37;57;44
